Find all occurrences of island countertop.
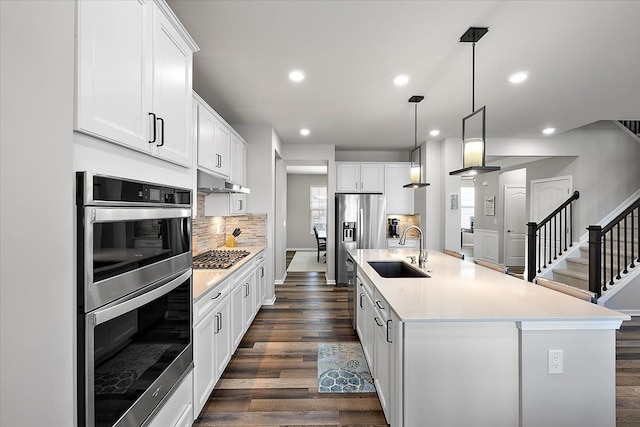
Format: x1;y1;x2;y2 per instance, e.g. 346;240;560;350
350;248;629;324
193;245;266;301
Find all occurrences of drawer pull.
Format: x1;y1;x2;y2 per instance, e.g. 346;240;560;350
375;301;385;310
374;317;383;327
211;292;222;300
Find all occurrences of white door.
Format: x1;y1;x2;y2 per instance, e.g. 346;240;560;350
504;186;526;266
530;176;573;253
530;176;572;222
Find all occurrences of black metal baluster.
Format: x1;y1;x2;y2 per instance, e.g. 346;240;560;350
610;230;615;286
543;224;547;269
616;223;622;279
602;235;607;292
553;216;557;260
631;210;636;269
564;208;568;251
623;217;629;274
637;206;640;263
559;209;563;256
569;203;574;247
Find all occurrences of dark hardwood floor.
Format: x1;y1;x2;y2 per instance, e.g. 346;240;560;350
193;251;640;426
193;252;387;426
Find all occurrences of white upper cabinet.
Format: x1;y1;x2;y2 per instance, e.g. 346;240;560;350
336;163;384;193
195;97;231;178
385;163;414;214
76;0;198;167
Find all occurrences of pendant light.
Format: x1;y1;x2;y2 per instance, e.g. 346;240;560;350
449;27;500;176
403;95;430;188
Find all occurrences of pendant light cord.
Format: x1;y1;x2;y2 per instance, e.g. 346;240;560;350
472;42;475;112
414;102;418;149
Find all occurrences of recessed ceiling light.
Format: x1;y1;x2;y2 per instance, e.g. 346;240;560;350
542;127;556;135
393;74;409;86
300;128;310;136
429;129;440;137
289;70;305;82
508;71;529;84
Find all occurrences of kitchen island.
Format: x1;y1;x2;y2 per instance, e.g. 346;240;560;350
349;248;629;427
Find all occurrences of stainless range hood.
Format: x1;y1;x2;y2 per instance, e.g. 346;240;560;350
197;170;250;194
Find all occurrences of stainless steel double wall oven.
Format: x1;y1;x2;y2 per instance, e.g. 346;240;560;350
76;172;193;427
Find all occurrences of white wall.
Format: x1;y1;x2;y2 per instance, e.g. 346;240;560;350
286;174;328;250
414;140;443;251
1;2;76;426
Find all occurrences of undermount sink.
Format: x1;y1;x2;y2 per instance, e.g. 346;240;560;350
367;261;430;279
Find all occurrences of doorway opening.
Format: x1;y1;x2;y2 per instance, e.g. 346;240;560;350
460;177;475;261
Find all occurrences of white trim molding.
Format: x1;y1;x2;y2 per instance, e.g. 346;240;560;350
518;319;628;331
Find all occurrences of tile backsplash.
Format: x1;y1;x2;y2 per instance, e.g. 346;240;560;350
386;214;421;238
193;194;267;255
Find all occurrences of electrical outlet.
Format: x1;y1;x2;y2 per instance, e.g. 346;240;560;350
548;349;563;374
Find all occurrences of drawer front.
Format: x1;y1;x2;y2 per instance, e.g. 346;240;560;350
194;277;231;325
373;290;390;320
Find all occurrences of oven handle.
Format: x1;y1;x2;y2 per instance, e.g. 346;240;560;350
90;207;191;223
92;268;191;326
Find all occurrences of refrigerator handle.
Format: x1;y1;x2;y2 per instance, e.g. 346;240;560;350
358;208;364;248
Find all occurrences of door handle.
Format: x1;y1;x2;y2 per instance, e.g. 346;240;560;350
156;117;164;147
148;113;157;144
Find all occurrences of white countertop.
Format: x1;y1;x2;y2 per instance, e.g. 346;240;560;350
193;245;266;301
350;248;629;323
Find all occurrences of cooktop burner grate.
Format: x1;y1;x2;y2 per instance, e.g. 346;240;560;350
193;249;250;269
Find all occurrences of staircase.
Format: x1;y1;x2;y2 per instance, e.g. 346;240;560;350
529;190;640;309
616;120;640;142
552;219;638;292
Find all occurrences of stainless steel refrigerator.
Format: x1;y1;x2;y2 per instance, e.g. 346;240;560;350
335;194;386;327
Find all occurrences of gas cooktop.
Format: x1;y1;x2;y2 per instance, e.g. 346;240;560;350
193;249;250;269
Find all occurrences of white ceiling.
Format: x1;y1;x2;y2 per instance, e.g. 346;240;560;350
168;1;640;151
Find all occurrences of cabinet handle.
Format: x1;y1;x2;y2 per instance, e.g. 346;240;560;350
211;292;222;300
238;199;243;211
374;317;383;327
148;112;157;144
355;181;358;189
386;319;393;343
214;313;220;334
156;117;164;147
375;300;385;310
360;293;364;309
361;181;364;190
260;266;264;278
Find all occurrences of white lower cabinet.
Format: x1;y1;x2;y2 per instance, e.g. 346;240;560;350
193;278;231;419
230;274;247;350
146;370;193;427
357;273;403;427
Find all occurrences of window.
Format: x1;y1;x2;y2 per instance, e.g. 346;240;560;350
460;181;475;230
310;186;327;234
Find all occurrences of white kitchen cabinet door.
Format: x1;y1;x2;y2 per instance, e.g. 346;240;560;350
76;0;153;152
336;163;360;192
230;279;246;351
362;288;375;370
374;299;392;422
336;163;385;193
214;295;232;381
254;256;266;309
151;6;193;166
360;164;385;193
215;124;231;177
193;310;215;418
242;273;256;329
385;163;414;214
196;103;218;172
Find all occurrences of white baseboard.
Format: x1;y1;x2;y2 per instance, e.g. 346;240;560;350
327;279;336;285
262;296;276;305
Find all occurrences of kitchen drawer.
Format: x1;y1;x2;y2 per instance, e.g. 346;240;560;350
194;276;231;325
373;290;390;320
145;370;193;427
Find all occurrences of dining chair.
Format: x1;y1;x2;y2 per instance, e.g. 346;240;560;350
313;226;327;262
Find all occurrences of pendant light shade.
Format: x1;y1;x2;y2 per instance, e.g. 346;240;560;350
403;95;430;188
450;27;500;177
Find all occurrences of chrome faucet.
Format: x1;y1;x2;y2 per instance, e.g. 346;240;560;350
399;225;427;268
